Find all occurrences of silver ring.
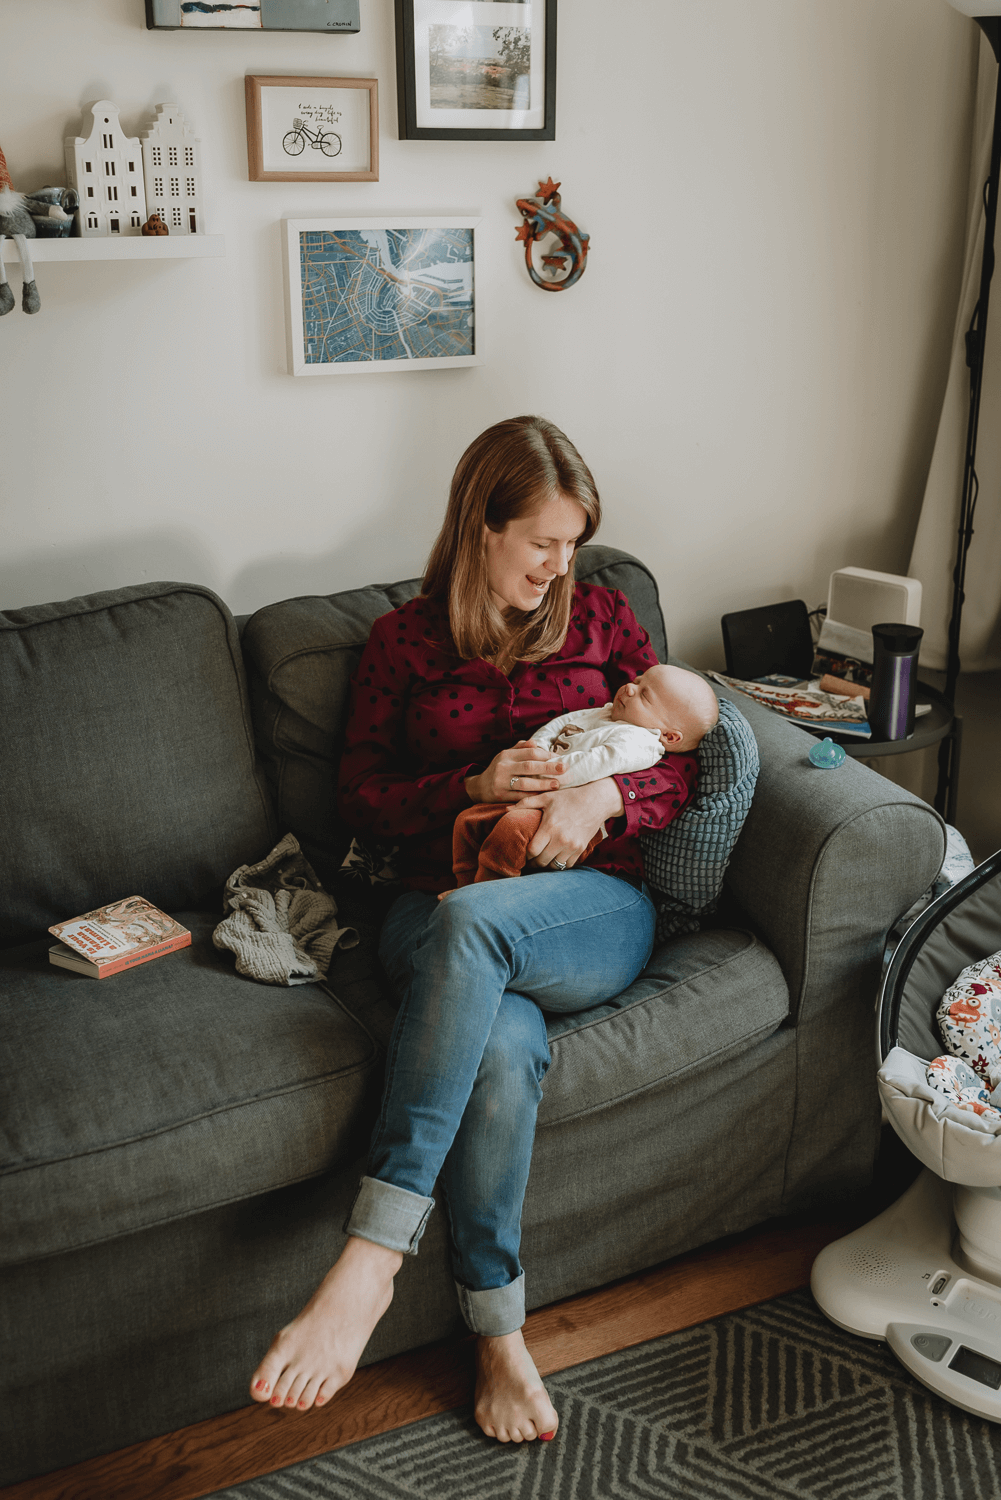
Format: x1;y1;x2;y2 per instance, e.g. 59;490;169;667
552;859;567;871
510;776;520;789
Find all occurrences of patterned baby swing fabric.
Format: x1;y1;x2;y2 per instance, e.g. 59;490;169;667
640;695;760;944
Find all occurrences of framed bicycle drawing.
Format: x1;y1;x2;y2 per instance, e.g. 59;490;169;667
394;0;555;142
245;75;378;181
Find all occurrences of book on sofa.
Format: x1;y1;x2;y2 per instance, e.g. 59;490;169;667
48;896;191;979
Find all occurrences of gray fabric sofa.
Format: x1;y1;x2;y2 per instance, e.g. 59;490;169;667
0;546;946;1484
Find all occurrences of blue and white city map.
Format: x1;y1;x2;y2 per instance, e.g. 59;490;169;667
299;227;474;364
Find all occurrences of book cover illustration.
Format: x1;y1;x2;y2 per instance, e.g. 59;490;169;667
49;897;190;970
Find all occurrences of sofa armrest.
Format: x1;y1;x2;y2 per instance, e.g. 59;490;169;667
706;685;945;1211
717;687;946;1027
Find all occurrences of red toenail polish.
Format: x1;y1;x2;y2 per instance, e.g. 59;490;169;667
270;1396;281;1405
540;1431;555;1441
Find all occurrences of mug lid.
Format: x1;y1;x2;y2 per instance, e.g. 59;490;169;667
871;622;923;653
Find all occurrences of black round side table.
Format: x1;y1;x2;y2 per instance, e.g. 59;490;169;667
825;683;961;823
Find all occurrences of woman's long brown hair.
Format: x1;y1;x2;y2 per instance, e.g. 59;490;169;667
422;415;601;670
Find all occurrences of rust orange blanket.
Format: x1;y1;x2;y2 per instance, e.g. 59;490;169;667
452;804;604;885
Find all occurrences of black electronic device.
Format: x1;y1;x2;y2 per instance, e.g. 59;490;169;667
720;599;814;681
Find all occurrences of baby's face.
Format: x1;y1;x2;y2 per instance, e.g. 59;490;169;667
609;665;717;751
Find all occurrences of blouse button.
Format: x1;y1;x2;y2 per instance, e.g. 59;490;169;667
628;791;636;800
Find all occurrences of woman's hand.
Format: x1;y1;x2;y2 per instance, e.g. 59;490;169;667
517;777;625;870
465;740;566;804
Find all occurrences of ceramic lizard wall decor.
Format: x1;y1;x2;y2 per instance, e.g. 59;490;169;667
514;177;589;291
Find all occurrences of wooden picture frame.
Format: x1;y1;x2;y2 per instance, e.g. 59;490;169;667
395;0;556;142
245;75;378;181
282;216;480;375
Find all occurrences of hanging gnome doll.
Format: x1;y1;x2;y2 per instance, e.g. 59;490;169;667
0;145;40;316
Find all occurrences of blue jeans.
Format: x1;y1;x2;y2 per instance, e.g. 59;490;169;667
344;869;656;1335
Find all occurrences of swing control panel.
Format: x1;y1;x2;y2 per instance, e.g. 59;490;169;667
889;1319;1001;1422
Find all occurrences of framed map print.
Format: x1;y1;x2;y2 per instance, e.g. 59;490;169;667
395;0;556;141
282;217;480;375
246;76;378;181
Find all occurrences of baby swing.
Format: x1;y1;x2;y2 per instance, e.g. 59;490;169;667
812;850;1001;1421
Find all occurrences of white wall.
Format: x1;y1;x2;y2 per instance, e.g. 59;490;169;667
0;0;977;665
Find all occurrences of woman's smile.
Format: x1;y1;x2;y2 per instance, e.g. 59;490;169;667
484;493;586;615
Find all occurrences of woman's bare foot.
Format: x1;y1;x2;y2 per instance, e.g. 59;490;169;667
250;1236;403;1412
474;1330;559;1443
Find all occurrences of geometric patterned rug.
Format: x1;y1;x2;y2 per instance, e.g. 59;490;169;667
205;1290;1001;1500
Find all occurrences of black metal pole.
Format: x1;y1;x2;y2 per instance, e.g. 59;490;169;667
936;16;1001;813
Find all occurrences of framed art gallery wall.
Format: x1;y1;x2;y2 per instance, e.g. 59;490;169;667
2;0;979;686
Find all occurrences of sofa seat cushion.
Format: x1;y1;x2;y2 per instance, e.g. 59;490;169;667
539;927;788;1125
0;915;380;1267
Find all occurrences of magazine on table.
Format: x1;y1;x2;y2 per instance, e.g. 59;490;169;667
709;671;933;740
708;672;874;738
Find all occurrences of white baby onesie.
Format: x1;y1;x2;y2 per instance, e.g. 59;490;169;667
531;705;664;787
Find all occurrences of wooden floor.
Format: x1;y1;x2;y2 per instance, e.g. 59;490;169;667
3;1215;854;1500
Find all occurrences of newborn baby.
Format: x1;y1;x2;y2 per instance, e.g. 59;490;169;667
451;665;719;887
533;663;719;784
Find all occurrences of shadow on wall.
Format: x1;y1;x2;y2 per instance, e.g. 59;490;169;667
229;506;433;615
0;529;221;614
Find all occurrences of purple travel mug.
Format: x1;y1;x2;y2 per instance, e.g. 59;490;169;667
868;623;924;741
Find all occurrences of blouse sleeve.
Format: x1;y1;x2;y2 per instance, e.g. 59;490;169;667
337;614;477;840
603;591;699;837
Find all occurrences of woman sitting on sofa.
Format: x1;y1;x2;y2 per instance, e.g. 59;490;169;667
250;415;699;1443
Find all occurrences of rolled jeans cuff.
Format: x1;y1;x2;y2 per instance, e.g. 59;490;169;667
455;1270;526;1336
344;1175;435;1256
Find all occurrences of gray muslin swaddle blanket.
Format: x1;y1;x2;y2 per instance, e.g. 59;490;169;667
213;833;358;985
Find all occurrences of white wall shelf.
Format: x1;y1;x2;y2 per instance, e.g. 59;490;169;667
1;235;224;263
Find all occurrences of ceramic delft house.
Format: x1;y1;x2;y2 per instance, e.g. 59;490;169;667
141;105;202;236
64;102;146;237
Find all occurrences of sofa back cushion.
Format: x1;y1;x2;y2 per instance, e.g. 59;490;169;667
242;545;668;887
0;583;276;946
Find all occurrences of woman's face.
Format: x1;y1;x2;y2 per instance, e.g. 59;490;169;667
484;492;587;614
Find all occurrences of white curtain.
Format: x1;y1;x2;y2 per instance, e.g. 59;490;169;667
909;30;1001;673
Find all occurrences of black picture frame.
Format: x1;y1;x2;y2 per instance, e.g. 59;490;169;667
395;0;556;142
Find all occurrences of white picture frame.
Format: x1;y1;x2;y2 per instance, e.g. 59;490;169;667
282;216;480;376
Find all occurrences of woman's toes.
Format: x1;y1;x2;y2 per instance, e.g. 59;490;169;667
250;1356;283;1402
315;1374;341;1407
296;1375;322;1410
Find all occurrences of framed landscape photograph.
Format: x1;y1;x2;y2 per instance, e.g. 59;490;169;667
282;217;480;375
246;75;378;181
394;0;555;141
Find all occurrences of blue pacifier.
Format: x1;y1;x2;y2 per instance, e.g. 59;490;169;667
809;737;847;769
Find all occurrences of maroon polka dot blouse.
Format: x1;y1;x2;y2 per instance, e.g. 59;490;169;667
337;583;698;894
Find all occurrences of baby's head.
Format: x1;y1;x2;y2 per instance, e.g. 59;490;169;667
609;664;719;753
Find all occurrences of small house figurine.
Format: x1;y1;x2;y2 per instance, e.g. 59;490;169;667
64;102;147;237
140;105;202;236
